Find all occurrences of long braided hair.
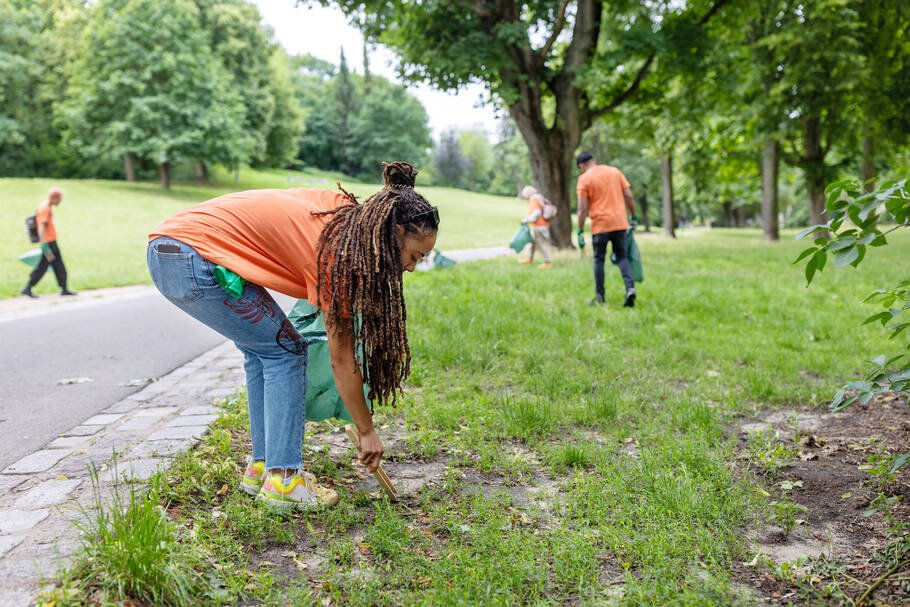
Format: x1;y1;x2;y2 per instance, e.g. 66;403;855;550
313;161;437;408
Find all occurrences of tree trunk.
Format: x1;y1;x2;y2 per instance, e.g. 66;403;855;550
723;201;733;227
761;138;779;241
862;134;875;193
195;161;209;184
520;127;575;247
803;116;827;227
124;153;136;182
159;162;171;189
660;154;676;238
640;192;651;232
735;205;745;227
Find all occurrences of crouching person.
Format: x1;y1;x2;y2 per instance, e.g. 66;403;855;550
147;162;438;509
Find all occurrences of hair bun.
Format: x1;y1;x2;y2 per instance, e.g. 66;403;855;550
382;161;418;188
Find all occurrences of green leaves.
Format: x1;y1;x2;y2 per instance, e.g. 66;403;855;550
795;176;909;284
833;243;861;268
802;249;827;285
798;174;909;420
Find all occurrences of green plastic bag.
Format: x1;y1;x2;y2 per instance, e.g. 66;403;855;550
432;249;456;268
18;248;42;268
509;223;532;253
289;300;369;423
213;265;246;298
610;227;643;282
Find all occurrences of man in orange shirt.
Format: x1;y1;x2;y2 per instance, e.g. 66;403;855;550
148;162;438;511
517;186;552;268
575;151;637;307
21;187;77;298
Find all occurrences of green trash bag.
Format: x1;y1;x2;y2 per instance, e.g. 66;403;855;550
289;300;370;423
509;223;532;253
18;248;42;268
432;249;456;268
610;227;643;282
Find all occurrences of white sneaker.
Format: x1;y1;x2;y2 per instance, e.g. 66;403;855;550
257;469;339;510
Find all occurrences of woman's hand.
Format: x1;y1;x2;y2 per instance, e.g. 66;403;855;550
357;428;384;472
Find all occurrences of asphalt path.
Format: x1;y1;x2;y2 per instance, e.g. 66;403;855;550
0;288;293;470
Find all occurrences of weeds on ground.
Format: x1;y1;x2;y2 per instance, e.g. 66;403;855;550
744;428;800;476
40;466;206;606
767;480;807;538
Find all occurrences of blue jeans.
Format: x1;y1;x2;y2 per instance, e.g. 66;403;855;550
592;230;634;299
147;237;307;470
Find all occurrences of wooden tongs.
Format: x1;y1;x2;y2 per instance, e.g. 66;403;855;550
345;425;398;501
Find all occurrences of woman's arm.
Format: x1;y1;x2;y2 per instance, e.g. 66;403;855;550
324;314;385;472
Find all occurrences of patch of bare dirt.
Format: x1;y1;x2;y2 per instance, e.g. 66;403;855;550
734;392;910;605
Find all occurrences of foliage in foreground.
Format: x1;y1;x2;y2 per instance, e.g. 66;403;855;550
795;175;908;421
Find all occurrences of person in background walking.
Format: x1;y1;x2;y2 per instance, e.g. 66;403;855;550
21;188;77;298
575;151;637;307
518;186;553;269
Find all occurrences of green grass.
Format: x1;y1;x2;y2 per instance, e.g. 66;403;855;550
45;228;910;604
49;467;206;606
0;167;526;298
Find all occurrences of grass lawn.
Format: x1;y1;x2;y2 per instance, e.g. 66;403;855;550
0;167;526;298
45;228;910;605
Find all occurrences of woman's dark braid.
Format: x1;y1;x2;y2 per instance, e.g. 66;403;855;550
313;161;435;408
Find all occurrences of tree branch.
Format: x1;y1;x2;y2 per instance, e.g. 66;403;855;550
782;141;804;167
588;0;730;122
697;0;730;25
589;54;655;121
536;0;571;68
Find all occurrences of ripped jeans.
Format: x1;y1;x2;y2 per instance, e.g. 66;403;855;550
147;237;307;470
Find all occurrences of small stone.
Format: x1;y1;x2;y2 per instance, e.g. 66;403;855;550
62;425;102;437
134;406;179;417
147;426;208;441
13;479;82;509
48;436;91;449
0;476;26;496
182;405;221;416
118;416;161;431
126;439;193;459
102;399;141;414
100;459;164;482
0;589;34;607
0;536;24;558
167;414;218;427
0;509;50;534
3;450;72;475
83;413;124;426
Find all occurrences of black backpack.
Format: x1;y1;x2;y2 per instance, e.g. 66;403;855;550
25;214;39;243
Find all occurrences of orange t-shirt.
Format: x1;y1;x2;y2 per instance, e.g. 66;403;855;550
149;188;348;304
36;201;57;242
576;165;630;234
529;194;549;227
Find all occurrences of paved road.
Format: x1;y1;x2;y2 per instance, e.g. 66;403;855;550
0;290;222;469
0;288;293;470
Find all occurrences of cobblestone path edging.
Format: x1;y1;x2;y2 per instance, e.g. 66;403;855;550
0;340;243;606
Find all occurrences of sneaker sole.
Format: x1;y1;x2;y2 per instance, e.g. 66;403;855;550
239;481;262;496
256;492;326;511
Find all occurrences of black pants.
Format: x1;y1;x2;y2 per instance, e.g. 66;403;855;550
26;240;68;290
592;230;634;299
